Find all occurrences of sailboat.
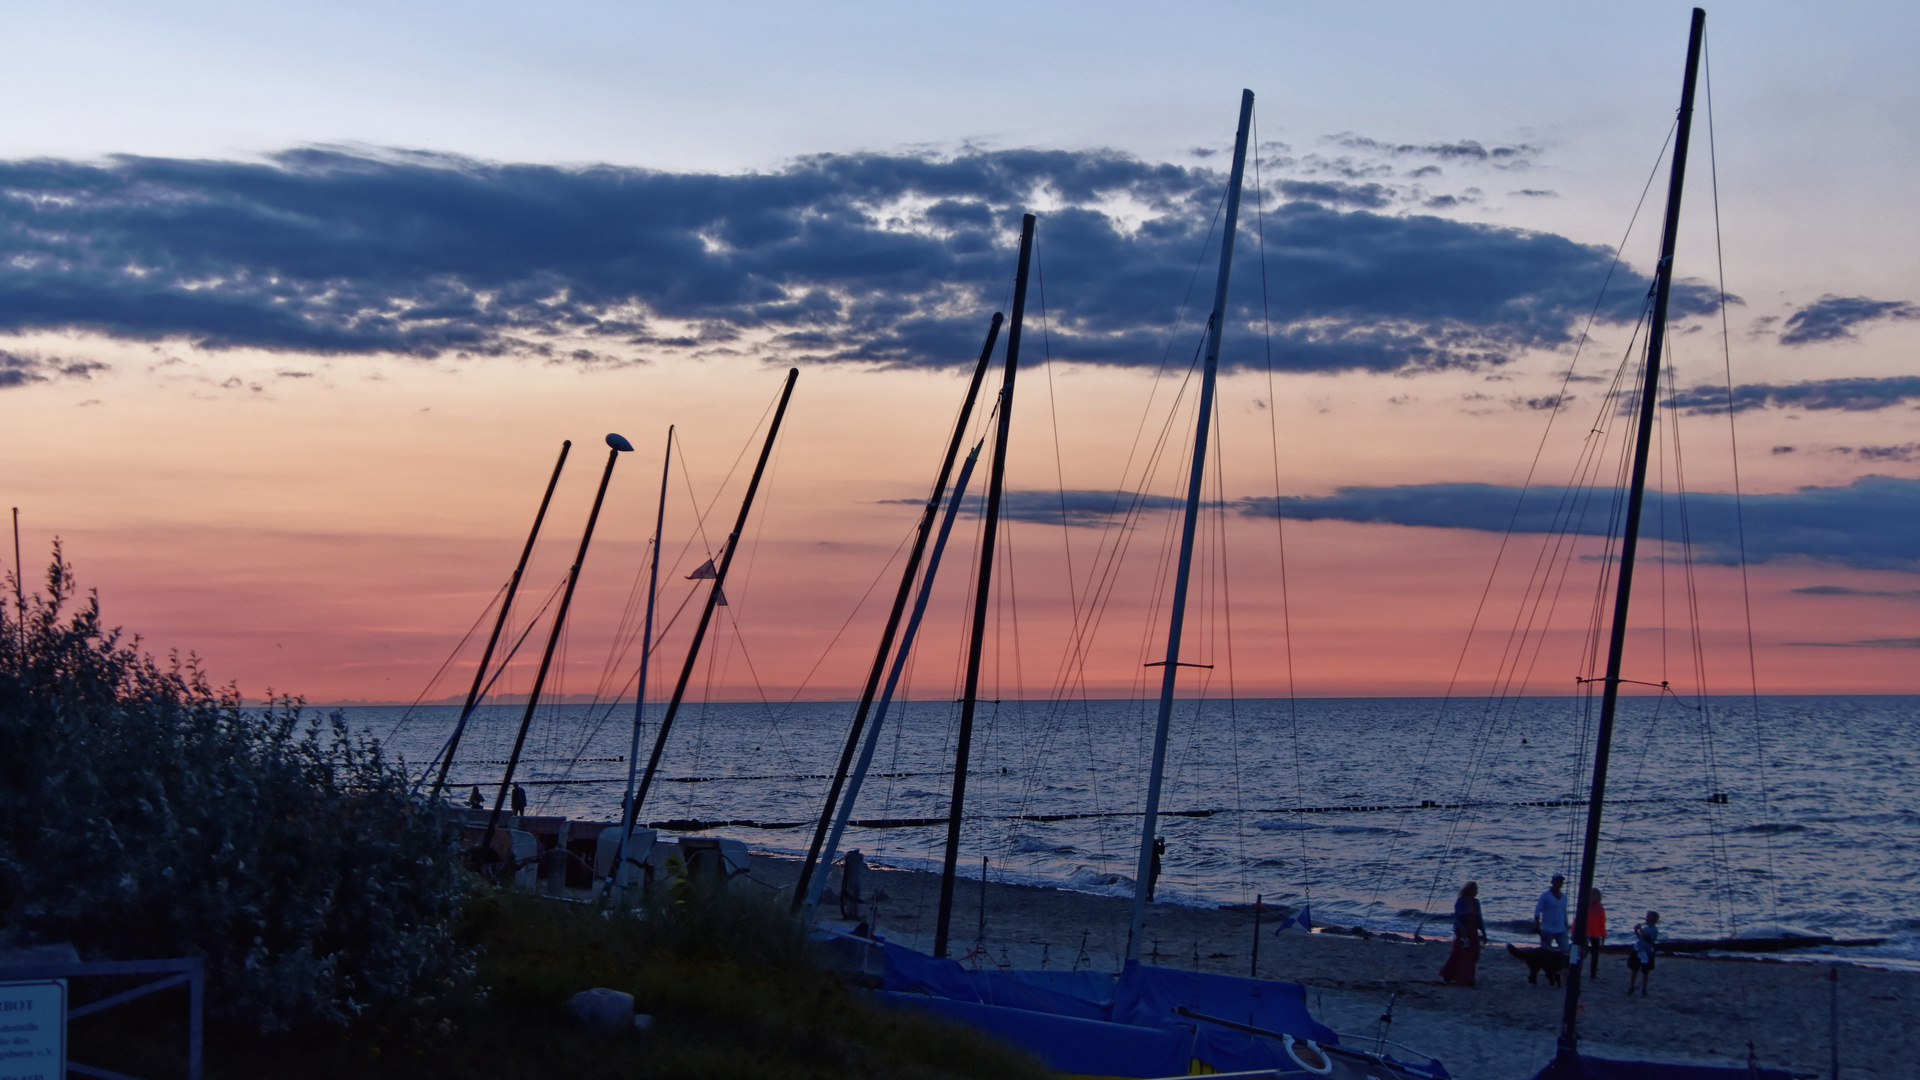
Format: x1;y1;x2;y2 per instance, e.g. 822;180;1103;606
1530;10;1793;1080
811;90;1450;1080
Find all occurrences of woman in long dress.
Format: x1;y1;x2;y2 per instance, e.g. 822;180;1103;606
1439;881;1488;987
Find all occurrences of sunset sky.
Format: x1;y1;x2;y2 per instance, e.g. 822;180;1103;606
4;1;1918;704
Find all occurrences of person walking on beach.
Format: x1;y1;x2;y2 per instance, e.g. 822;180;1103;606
1439;881;1488;987
1534;873;1570;952
1583;888;1607;979
1627;911;1660;995
511;783;528;817
1148;837;1166;901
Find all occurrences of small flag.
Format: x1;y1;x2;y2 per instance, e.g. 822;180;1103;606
714;587;728;607
687;558;717;580
1274;905;1312;934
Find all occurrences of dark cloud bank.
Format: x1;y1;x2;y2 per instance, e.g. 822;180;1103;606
988;475;1920;572
1667;375;1920;415
0;349;107;388
1777;295;1920;346
0;147;1719;373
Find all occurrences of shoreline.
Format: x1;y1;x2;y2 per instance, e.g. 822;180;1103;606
748;852;1917;1080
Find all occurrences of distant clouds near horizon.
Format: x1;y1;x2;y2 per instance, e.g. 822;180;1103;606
972;475;1920;573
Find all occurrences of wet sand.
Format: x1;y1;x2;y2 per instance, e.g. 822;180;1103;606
751;853;1916;1080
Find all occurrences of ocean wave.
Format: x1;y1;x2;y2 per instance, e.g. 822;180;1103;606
1008;834;1078;855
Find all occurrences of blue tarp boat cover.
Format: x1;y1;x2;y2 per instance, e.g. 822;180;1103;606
1002;967;1120;1003
873;990;1196;1077
1109;960;1339;1045
873;943;1400;1078
1528;1054;1792;1080
880;942;1113;1021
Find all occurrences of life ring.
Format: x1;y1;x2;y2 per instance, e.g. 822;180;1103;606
1282;1033;1333;1075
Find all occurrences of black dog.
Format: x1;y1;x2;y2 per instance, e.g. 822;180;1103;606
1506;943;1568;987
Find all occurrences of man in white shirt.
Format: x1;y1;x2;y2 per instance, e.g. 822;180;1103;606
1533;873;1570;952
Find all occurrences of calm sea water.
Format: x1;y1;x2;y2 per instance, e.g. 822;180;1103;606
358;695;1918;963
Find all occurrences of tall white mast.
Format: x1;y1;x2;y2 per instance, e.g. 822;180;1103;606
1127;89;1254;962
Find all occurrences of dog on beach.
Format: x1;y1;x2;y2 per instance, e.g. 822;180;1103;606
1506;943;1568;987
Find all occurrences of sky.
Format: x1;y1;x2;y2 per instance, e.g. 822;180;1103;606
3;1;1918;704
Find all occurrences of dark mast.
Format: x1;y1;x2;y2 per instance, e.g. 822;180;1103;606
428;440;571;803
1558;7;1706;1061
934;213;1035;959
793;312;1004;914
478;433;633;861
624;368;799;825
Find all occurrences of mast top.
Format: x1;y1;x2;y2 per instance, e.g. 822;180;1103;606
605;433;633;452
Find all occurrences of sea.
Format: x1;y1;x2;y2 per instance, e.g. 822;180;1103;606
354;694;1918;966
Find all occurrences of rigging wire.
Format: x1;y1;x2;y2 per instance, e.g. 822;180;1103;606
384;581;508;743
1377;117;1683;929
1251;101;1315;905
409;575;568;790
1703;33;1783;926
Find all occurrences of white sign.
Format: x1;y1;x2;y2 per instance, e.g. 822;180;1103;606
0;980;64;1080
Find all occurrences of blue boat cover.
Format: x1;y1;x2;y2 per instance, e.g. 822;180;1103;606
873;990;1195;1077
880;942;1113;1021
1110;960;1340;1046
1528;1054;1792;1080
1002;967;1119;1004
874;943;1387;1077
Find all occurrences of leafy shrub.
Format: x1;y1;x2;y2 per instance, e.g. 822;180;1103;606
0;546;469;1032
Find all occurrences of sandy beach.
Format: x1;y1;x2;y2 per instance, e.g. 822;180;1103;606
751;853;1915;1080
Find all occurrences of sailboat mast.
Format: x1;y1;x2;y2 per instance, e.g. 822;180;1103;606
478;433;633;862
793;313;1004;914
610;425;673;898
1127;89;1254;963
627;369;799;823
1557;8;1705;1060
429;440;572;803
934;213;1035;958
11;507;23;658
806;440;984;917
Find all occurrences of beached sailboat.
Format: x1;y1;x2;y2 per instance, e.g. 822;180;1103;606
812;90;1451;1080
1529;10;1793;1080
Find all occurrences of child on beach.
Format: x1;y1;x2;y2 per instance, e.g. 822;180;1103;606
1627;910;1660;995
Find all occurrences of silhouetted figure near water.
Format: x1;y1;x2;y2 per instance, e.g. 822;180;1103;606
839;849;866;919
1439;881;1488;987
511;783;528;817
466;785;484;810
1148;837;1166;901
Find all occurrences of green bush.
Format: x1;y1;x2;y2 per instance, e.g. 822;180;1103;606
0;546;468;1033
